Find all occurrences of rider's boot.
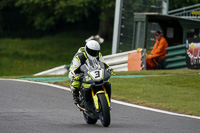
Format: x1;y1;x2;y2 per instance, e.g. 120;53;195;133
70;85;79;105
73;91;79;105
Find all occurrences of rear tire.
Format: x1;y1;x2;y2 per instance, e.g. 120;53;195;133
83;112;97;124
98;93;110;127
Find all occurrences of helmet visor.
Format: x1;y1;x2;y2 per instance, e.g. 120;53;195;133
86;45;99;57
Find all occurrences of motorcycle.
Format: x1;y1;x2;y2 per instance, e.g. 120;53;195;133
76;58;112;127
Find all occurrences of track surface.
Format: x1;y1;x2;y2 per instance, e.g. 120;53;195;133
0;80;200;133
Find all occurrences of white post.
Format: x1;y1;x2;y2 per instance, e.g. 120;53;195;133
112;0;123;54
162;0;169;15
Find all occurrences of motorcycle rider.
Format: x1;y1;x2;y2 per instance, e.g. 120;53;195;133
68;40;113;105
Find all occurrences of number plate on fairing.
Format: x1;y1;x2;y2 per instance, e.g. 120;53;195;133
89;70;103;80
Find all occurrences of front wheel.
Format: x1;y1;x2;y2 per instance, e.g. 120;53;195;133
98;93;111;127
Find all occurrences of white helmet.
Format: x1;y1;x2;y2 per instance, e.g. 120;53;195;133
85;40;100;59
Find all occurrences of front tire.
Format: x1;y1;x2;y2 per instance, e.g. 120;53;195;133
98;93;110;127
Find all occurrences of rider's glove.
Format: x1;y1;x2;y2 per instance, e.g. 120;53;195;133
107;67;114;75
73;74;81;80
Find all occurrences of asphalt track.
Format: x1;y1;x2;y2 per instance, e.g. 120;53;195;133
0;79;200;133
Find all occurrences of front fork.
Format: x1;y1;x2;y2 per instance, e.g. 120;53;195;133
91;85;111;111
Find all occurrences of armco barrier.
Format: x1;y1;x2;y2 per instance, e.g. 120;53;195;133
34;65;68;76
103;50;137;71
165;44;186;69
34;49;145;76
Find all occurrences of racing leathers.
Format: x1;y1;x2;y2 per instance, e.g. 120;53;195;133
68;47;111;104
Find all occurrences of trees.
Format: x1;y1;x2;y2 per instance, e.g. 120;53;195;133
15;0;99;31
0;0;199;39
169;0;200;10
15;0;115;39
0;0;15;32
0;0;115;40
97;0;115;40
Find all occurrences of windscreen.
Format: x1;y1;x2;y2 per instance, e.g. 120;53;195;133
86;58;100;71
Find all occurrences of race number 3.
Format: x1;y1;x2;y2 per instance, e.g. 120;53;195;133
95;71;100;78
90;70;103;80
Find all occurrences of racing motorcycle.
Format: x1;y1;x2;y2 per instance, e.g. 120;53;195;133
76;58;112;127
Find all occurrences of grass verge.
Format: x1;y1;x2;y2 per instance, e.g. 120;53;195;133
0;30;112;76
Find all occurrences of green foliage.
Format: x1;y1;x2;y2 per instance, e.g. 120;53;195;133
0;0;14;9
1;0;200;32
15;0;95;30
0;0;115;32
98;0;115;20
0;0;15;32
14;0;114;31
169;0;200;10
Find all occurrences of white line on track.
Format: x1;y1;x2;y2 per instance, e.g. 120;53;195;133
1;78;200;120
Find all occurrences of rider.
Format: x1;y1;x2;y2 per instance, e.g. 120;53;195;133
68;40;113;105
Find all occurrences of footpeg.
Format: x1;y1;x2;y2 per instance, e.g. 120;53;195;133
76;104;87;111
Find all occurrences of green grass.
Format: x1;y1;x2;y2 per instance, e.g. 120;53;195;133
111;75;200;116
54;69;200;116
0;31;112;76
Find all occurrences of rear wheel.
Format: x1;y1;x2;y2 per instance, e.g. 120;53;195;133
98;93;110;127
83;112;98;124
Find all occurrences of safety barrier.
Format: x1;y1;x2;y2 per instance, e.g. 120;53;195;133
34;49;142;76
164;44;186;69
34;65;68;76
34;45;186;76
103;50;137;71
101;49;145;71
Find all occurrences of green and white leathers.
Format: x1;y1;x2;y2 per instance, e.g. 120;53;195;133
68;40;110;103
69;50;109;87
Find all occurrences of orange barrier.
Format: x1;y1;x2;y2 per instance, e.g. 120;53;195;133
128;51;141;71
